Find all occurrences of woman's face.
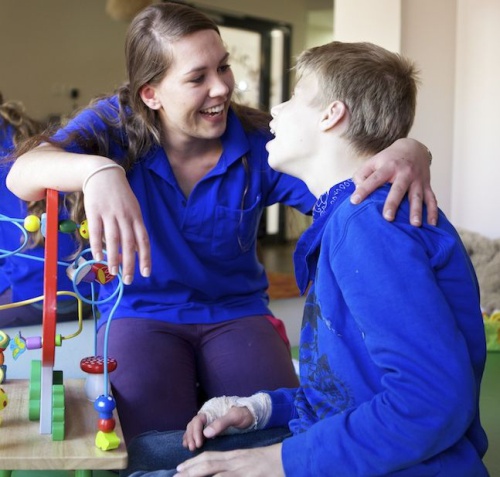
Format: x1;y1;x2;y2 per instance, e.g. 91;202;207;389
140;29;235;146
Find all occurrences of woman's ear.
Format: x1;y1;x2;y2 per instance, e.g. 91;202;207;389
139;85;161;110
319;100;347;132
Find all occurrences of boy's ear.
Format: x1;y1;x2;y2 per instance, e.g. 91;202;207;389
319;100;347;132
139;85;161;110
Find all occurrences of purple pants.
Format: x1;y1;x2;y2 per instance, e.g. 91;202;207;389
97;315;299;444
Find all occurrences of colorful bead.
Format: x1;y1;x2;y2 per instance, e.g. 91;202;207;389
94;395;116;419
92;263;115;284
40;213;47;237
66;257;93;285
97;417;116;432
95;429;120;451
58;219;78;233
79;219;89;239
23;215;41;233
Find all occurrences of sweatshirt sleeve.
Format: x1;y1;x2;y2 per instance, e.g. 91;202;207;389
265;388;299;429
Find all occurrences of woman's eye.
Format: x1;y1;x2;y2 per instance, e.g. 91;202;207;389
190;75;204;84
218;64;231;73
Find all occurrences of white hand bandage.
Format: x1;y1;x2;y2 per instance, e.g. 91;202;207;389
198;393;272;435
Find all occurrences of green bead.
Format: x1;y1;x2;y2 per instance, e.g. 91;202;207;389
58;219;78;233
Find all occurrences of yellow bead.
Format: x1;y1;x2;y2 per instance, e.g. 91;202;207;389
24;215;41;233
79;219;89;239
95;430;120;451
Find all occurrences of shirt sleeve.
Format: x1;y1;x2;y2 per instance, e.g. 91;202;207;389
265;387;299;428
51;97;125;158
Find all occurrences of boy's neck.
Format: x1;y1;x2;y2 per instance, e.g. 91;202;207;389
306;141;369;198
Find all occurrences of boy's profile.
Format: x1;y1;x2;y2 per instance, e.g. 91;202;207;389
122;41;489;477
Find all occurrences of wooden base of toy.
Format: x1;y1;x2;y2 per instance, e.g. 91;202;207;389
0;379;127;476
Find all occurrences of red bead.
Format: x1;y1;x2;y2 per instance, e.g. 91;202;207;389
92;263;115;284
98;417;116;432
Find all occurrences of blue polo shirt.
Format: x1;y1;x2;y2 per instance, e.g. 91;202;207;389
53;97;315;328
0;120;91;305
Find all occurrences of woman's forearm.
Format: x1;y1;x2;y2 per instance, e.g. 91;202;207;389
7;143;113;201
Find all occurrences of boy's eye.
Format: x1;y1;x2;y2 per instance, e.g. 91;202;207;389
218;64;231;73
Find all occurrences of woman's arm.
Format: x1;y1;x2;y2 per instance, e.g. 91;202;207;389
351;138;438;226
6;143;106;200
7;144;151;283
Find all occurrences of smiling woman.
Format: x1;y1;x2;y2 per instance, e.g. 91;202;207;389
5;2;311;445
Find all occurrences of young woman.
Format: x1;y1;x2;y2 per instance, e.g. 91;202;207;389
7;3;437;443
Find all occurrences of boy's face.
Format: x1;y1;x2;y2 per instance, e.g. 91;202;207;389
266;72;322;180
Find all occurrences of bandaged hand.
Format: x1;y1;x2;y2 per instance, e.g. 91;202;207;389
182;393;272;451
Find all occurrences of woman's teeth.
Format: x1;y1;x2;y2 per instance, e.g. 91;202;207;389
201;105;224;115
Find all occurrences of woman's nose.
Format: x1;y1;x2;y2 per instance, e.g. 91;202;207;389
210;76;231;97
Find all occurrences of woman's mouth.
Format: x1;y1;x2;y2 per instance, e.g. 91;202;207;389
200;104;225;117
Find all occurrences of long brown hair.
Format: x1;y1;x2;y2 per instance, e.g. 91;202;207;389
0;99;43;148
0;97;52;247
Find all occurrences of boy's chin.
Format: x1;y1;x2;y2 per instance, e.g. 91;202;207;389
268;154;286;173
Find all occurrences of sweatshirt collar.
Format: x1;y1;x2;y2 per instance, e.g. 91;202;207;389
294;179;356;293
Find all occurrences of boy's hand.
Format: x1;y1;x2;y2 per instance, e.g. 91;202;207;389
351;137;438;226
183;404;254;451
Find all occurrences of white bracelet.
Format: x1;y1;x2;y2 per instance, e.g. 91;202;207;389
82;163;126;194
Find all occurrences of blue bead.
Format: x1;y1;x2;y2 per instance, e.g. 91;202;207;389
94;394;116;419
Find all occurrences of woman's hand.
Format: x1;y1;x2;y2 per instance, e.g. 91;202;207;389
174;443;284;477
83;165;151;284
8;144;152;284
351;138;438;226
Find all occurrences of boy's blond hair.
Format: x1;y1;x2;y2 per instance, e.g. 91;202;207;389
295;41;419;155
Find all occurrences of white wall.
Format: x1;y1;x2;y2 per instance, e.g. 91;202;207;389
334;0;500;239
334;0;402;52
400;1;457;222
453;0;500;238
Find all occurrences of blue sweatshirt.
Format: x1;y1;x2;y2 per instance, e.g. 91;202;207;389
267;180;488;476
